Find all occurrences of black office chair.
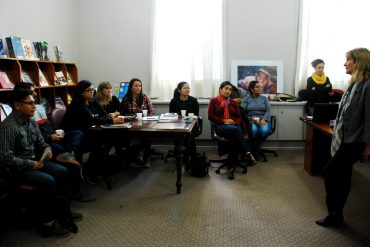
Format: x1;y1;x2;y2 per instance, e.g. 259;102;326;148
209;122;248;177
164;117;203;163
251;115;278;162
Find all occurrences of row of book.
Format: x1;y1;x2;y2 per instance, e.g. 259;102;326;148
0;36;64;62
0;69;73;89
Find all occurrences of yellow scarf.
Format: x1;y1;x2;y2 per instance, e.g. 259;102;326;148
311;72;327;85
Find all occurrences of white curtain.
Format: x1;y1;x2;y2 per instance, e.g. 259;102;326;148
150;0;223;99
295;0;370;95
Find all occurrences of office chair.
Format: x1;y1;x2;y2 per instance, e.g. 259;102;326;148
251;115;278;162
164;117;203;163
209;122;248;178
49;108;66;128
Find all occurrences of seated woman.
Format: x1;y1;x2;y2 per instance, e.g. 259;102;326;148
306;59;332;116
121;78;154;167
208;81;256;179
169;81;200;164
62;80;124;184
240;80;272;157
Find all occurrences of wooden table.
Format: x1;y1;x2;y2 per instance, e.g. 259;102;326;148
300;116;334;175
92;117;196;194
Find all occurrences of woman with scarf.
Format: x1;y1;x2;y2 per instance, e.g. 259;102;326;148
208;81;256;179
306;59;332;115
316;48;370;228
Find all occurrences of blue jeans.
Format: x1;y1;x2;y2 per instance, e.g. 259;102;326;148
16;161;68;222
53;130;84;156
250;121;271;140
215;124;249;154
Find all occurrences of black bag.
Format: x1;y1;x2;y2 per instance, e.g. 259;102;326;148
190;152;209;178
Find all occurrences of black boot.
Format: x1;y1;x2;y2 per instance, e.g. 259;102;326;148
315;211;343;228
227;166;235;180
246;152;257;166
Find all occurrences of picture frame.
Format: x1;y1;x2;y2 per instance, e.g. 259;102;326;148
231;60;283;95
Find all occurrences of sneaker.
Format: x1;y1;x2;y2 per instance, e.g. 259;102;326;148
143;159;151;168
246;152;257;166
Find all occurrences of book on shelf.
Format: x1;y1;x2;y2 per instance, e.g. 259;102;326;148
21;71;33;84
5;36;24;59
33;41;49;60
54;45;64;62
55;96;66;109
0;103;12;122
39;69;49;87
66;72;73;84
54;71;67;85
21;39;36;60
0;71;14;89
0;39;7;58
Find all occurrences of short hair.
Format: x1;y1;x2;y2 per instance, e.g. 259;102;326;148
13;82;34;91
11;87;33;108
311;59;325;68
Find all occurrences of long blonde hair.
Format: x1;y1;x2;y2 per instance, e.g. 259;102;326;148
95;81;112;105
346;48;370;84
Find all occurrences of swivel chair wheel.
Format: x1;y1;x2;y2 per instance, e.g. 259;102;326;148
242;168;247;174
215;169;220;174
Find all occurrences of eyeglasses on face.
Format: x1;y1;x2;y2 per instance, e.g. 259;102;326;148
84;88;96;93
20;101;36;106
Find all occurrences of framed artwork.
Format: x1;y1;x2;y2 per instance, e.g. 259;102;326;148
231;60;284;95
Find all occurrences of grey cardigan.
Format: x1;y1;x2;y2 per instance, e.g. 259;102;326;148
342;78;370;146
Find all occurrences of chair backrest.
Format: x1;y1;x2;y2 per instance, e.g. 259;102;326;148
270;115;276;135
49;108;66;128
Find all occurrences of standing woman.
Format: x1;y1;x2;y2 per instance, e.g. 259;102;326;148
241;80;271;156
208;81;256;179
94;81;123;118
316;48;370;228
306;59;332;115
121;78;154;167
121;78;154;116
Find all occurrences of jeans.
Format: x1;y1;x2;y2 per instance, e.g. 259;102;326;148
250;121;271;140
53;130;84;156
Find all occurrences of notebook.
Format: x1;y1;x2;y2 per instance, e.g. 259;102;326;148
312;103;339;123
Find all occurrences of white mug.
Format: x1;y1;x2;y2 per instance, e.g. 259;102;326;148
142;110;148;117
181;110;186;117
188;113;195;119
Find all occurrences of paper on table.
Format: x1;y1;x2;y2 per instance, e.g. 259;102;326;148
101;123;132;128
143;116;159;121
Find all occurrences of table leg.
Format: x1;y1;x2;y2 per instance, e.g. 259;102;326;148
175;145;185;194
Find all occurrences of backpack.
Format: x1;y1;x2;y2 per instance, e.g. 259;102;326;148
190;152;209;178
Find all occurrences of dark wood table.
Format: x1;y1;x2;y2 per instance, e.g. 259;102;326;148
91;117;196;194
300;116;334;175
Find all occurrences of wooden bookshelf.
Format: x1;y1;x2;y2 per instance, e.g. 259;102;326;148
0;57;78;108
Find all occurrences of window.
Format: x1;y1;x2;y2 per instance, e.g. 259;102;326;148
150;0;223;99
295;0;370;94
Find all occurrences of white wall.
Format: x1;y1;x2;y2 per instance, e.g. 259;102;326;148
0;0;299;96
0;0;78;62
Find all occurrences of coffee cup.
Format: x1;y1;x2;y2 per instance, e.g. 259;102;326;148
142;110;148;117
55;129;64;137
181;110;186;117
136;113;143;120
254;117;260;123
188;113;195;119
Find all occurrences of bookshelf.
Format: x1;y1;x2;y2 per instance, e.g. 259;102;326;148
0;58;78;109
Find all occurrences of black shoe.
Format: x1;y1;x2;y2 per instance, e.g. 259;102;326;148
71;211;83;222
86;175;99;185
39;221;71;238
59;219;78;233
315;212;343;228
246;152;257;166
228;167;235;180
74;191;96;203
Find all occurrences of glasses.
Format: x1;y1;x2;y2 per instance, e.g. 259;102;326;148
20;101;36;106
85;88;96;93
